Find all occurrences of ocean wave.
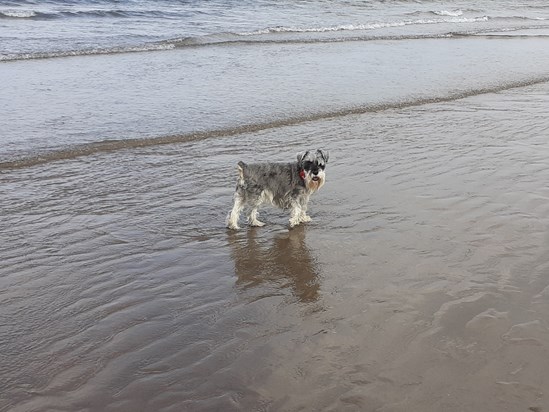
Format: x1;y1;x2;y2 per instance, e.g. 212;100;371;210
432;10;463;17
510;15;548;21
170;32;459;48
1;32;463;62
0;43;175;62
0;8;180;20
0;9;123;20
3;15;549;62
239;17;490;36
5;24;547;62
0;9;37;18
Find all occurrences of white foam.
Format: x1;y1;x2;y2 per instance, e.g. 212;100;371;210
433;10;464;17
239;16;489;36
0;43;176;62
1;9;37;18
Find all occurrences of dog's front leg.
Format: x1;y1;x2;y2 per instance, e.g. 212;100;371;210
299;211;312;223
289;203;303;228
299;198;312;223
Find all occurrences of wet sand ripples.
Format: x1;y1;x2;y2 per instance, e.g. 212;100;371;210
2;84;549;410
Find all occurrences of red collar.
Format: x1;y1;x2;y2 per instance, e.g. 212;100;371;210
299;169;306;180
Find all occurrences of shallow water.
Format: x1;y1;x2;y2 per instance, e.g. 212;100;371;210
3;1;549;410
2;83;549;411
3;34;549;167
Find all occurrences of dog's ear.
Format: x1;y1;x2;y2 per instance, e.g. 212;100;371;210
297;151;309;165
317;149;329;164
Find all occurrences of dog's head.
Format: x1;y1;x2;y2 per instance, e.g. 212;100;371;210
297;149;329;192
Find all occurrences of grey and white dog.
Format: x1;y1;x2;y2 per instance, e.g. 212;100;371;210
227;149;329;229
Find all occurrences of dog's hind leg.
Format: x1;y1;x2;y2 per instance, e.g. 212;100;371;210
227;193;244;230
247;195;266;227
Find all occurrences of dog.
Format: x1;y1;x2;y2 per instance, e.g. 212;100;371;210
226;149;329;229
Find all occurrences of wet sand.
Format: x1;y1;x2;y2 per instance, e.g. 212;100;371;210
2;83;549;411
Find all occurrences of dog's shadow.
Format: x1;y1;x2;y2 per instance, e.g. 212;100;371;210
227;226;320;303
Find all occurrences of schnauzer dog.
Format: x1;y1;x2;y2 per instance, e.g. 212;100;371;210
227;149;329;229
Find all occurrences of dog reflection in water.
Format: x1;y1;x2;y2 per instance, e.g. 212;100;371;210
227;226;320;303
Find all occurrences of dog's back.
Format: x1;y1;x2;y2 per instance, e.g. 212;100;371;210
236;161;303;209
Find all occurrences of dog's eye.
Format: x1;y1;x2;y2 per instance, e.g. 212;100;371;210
319;164;325;170
303;161;312;168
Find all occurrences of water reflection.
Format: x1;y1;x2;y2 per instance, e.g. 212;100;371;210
227;226;320;303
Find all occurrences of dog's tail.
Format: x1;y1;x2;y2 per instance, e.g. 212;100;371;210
237;161;247;181
236;161;248;182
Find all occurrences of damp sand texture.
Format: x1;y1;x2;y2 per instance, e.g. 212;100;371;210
2;1;549;411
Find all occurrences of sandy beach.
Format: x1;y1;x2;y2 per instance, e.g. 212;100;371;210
3;80;549;411
3;1;549;410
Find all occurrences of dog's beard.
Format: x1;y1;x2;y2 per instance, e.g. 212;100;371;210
304;170;325;192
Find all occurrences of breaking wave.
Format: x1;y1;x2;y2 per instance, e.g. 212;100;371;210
0;8;182;20
239;16;489;35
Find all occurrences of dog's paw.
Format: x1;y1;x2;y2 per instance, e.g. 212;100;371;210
249;220;266;227
289;218;301;228
300;215;312;223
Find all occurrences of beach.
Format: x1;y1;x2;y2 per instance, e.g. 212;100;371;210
2;1;549;410
3;82;549;411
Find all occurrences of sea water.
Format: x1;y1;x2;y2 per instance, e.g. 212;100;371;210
2;0;549;166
